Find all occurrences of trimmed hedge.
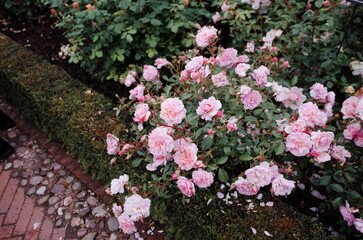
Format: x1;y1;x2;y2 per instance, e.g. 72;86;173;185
0;33;343;240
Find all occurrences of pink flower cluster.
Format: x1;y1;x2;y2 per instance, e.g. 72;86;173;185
339;202;363;234
211;71;229;87
252;65;270;86
238;86;262;110
177;168;215;197
344;123;363;147
195;26;218;47
133;103;151;130
110;174;129;195
129;84;145;102
271;83;306;110
341;95;363;147
233;162;295;197
106;133;120;155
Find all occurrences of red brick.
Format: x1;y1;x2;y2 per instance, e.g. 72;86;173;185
53;152;66;161
13;197;35;235
101;195;112;204
73;168;86;181
0;214;5;225
0;170;11;200
51;227;66;240
4;187;25;224
0;178;19;213
38;217;54;240
47;142;62;155
0;225;14;238
4;237;23;240
94;187;106;197
24;206;44;240
59;155;73;165
66;162;80;172
87;180;102;192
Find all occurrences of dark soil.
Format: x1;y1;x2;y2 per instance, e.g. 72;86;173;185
0;10;127;102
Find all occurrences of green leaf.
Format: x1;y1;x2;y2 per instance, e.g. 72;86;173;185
347;190;361;200
207;164;218;171
217;156;228;164
239;154;253;161
319;175;331;186
223;147;232;156
330;183;344;193
273;141;285;155
132;158;142;168
343;172;355;182
315;0;324;8
218;169;229;182
96;51;103;58
332;197;342;208
171;25;179;33
150;19;162;26
202;137;213;150
126;34;133;43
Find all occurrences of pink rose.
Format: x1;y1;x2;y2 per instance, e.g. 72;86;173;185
106;133;120;155
148;127;174;157
112;203;123;217
221;1;230;11
343;123;361;140
177;176;195;197
241;90;262;110
227;122;238;132
286;132;312;156
133;103;151;124
129;84;145;101
310;151;331;163
212;12;221;23
216;48;238;68
354;130;363;147
252;66;270;86
146;154;170;171
236;55;249;64
235;63;250;78
196;96;222;121
237;85;251;96
331;145;351;165
341;96;359;119
143;65;159;82
234;177;259;195
339;205;355;226
245;162;279;188
160;98;186;125
173;142;198;171
195;26;218;47
310;130;334;152
110;174;129;195
298;102;328;127
124;71;137;87
192;169;214;188
245;41;255;53
310;83;328;101
118;214;136;234
271;175;295;196
154;58;170;69
185;56;204;72
357;98;363;120
211;71;229;87
284;119;308;134
354;218;363;234
327;91;335;104
282;87;306;110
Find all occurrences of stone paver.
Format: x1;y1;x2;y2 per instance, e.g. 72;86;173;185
0;97;164;239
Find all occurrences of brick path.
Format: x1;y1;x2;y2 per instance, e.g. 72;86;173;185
0;98;164;240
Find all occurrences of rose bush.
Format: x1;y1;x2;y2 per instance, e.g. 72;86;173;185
106;22;363;237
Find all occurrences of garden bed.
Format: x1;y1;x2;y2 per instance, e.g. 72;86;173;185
0;32;343;240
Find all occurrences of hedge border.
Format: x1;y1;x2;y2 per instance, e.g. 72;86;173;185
0;33;342;240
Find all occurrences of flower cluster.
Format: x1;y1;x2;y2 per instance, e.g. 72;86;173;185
339;201;363;234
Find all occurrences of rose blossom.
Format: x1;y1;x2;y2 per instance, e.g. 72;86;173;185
148;127;174;156
271;175;295;196
221;1;230;11
146;154;171;171
284;119;308;134
192;169;214;188
177;176;195;197
354;130;363;147
354;218;363;234
237;85;251;96
143;65;159;82
133;103;151;125
212;12;221;23
298;102;328;127
252;65;270;86
285;132;312;156
124;71;137;87
129;85;145;101
357;97;363;120
282;87;306;110
331;145;351;165
123;194;151;221
112;203;123;217
235;63;250;78
196;96;222;120
343;123;361;140
339;204;355;226
216;48;238;68
118;214;136;234
241;90;262;110
341;96;359;119
211;71;229;87
310;151;331;163
160;98;186;125
234;177;259;195
227;117;238;132
185;56;204;72
310;130;334;152
106;133;120;155
245;41;255;53
86;4;94;10
110;174;129;195
310;83;328;101
195;26;218;47
245;162;279;188
173;142;198;171
154;58;170;69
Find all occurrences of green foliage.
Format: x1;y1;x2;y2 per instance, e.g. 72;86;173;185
0;0;46;17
